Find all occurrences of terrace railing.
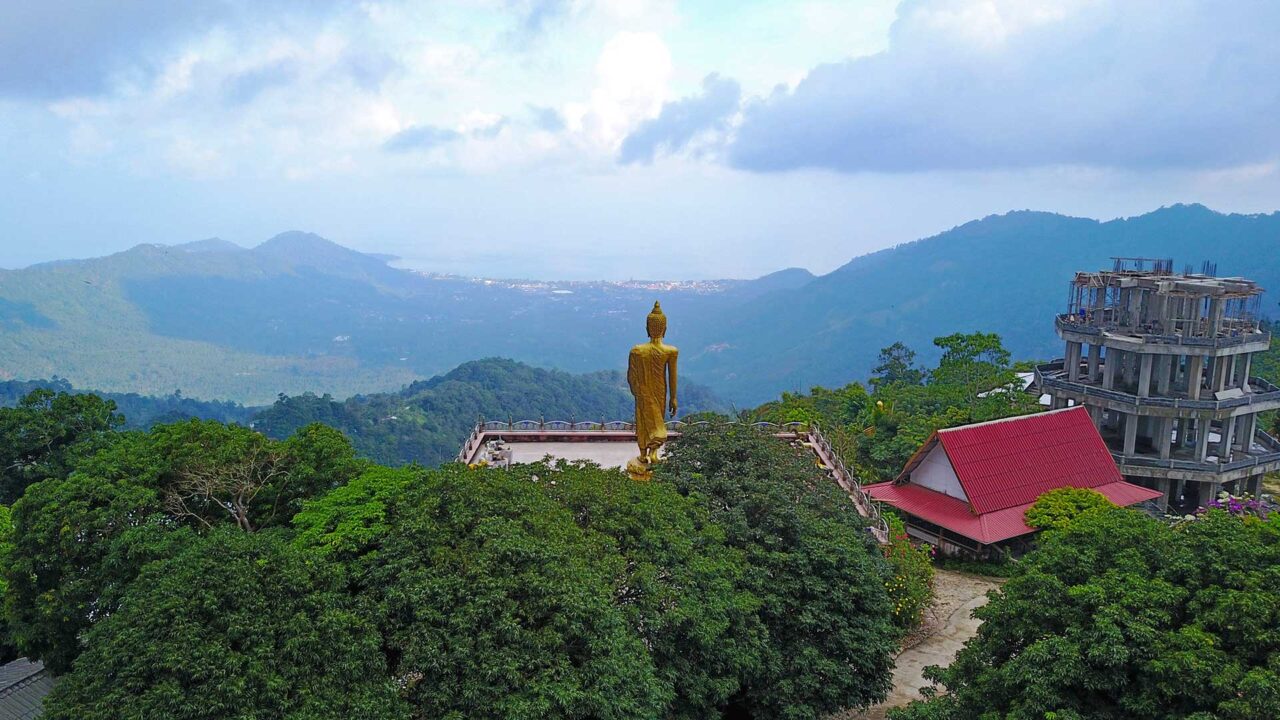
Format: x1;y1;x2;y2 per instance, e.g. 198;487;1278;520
1035;362;1280;413
1055;314;1270;350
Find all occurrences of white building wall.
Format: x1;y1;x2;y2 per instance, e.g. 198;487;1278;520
911;444;968;501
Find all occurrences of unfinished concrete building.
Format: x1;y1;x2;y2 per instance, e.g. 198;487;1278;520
1036;258;1280;510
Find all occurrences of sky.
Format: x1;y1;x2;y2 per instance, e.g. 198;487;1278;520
2;0;1278;280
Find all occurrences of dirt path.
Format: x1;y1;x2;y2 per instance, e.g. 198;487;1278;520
835;569;1003;720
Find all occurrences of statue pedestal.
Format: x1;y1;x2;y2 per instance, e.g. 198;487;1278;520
626;456;654;482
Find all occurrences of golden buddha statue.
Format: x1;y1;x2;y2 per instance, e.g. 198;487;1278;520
626;301;678;481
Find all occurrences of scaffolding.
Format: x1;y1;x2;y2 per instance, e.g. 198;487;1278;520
1064;260;1265;340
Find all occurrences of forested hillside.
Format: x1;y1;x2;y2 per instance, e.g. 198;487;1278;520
0;378;255;428
252;358;724;466
2;205;1276;406
694;204;1280;402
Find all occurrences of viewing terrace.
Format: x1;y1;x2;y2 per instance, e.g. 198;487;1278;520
457;418;890;543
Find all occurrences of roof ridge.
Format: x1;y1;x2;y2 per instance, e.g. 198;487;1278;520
936;406;1082;434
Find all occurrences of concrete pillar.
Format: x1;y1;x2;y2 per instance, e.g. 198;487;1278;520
1052;395;1067;410
1239;353;1253;391
1212;357;1229;393
1087;404;1103;430
1188;355;1205;399
1237;414;1257;452
1088;343;1102;382
1196;417;1211;461
1200;481;1220;507
1103;349;1118;390
1138;353;1154;397
1245;474;1263;498
1123;413;1139;456
1173;478;1186;506
1158;417;1173;459
1066;341;1082;382
1219;418;1236;460
1154;478;1170;512
1156;355;1173;395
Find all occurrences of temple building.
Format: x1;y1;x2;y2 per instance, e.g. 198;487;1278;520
1035;259;1280;509
865;407;1161;555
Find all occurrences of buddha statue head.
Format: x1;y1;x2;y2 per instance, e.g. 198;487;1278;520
646;301;667;340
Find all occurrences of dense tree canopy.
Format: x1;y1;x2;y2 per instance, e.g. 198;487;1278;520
0;382;905;719
893;507;1280;720
0;388;123;504
42;528;407;720
520;461;766;719
658;424;898;719
365;467;667;719
0;504;15;664
2;419;361;672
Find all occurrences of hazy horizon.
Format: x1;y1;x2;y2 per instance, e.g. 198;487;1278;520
6;201;1274;282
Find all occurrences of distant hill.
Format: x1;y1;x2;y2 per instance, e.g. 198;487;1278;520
1;205;1276;405
251;357;725;466
0;232;806;404
0;377;256;428
684;204;1280;403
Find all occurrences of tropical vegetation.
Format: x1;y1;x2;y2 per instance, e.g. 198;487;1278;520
891;505;1280;720
0;394;897;719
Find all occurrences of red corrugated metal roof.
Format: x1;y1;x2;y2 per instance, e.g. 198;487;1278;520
934;407;1124;514
866;479;1161;544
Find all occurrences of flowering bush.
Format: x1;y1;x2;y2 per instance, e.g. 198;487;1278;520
882;514;935;630
1200;491;1269;519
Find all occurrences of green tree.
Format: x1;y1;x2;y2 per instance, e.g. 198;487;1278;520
358;467;666;719
0;389;123;503
872;342;925;389
3;420;362;671
657;424;898;719
1024;486;1116;532
42;528;407;720
893;507;1280;720
0;504;15;663
520;460;766;720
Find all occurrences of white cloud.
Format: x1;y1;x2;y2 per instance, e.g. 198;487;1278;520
729;0;1280;173
570;31;673;149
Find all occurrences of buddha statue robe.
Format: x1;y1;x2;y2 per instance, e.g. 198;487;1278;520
627;302;678;476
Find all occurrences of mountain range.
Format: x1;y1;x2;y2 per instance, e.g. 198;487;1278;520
2;204;1276;405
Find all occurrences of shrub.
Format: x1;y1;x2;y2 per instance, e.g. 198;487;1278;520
882;514;935;629
1024;486;1115;532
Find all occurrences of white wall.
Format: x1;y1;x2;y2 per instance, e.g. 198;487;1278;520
912;443;968;501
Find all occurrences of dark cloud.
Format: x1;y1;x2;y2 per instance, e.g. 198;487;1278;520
0;0;344;99
729;0;1280;173
528;104;565;132
619;73;741;165
383;125;463;153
